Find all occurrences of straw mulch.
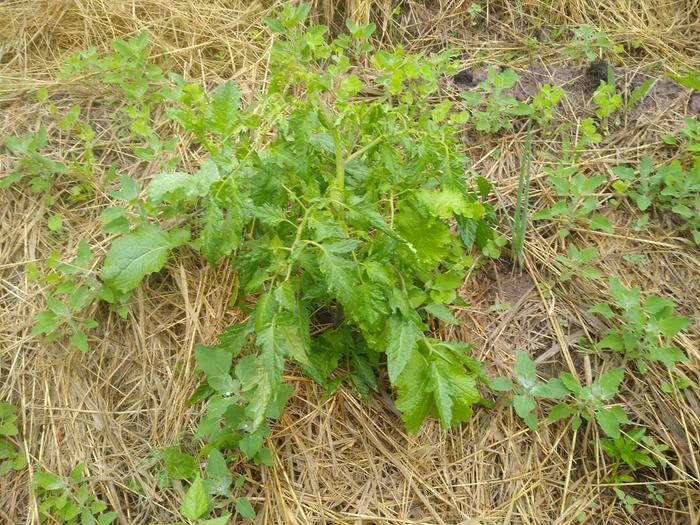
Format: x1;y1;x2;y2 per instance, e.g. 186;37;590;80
1;1;699;523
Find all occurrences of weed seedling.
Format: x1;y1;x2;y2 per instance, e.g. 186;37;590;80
34;464;117;525
459;67;532;132
0;403;26;476
590;277;690;372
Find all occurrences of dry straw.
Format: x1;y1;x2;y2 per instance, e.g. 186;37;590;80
1;1;699;523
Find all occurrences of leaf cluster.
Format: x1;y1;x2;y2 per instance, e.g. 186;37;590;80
34;464;117;525
590;277;690;372
0;403;27;476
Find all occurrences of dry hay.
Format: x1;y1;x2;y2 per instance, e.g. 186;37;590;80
1;1;699;524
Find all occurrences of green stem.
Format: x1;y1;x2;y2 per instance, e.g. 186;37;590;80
345;135;383;164
330;126;345;204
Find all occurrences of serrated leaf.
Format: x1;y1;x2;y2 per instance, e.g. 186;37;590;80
590;214;614;233
69;331;89;353
147;172;201;203
180;475;209;520
277;322;311;369
198;202;242;264
394;351;432;433
395;200;453;266
589;303;615;319
596;408;621;438
649;346;687;367
424;303;459;325
429;361;454;429
531;378;570;399
102;225;190;293
384;316;419;383
318;245;356;304
109;174;139;202
548;403;573;422
658;316;689;338
204;81;242;138
195;344;232;379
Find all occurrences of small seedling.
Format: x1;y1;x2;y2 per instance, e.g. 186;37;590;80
590;277;690;372
563;26;618;62
599;426;667;470
1;129;68;192
548;367;629;439
531;84;564;131
532;164;613;238
34;464;117;525
592;80;622;130
0;403;27;476
554;244;602;281
491;351;569;430
459;67;532;132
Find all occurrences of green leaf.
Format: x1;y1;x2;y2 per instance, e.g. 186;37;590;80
429;361;453;429
0;403;16;419
180;475;209;520
384;316;419;383
597;367;624;399
69;331;89;353
47;214;63;231
531;378;570;399
512;394;536;420
658;316;689;338
649;346;687;367
199;514;232;525
596;408;621;438
204;81;242;138
198;203;242;264
558;372;582;395
0;422;18;436
239;433;263;460
97;512;118;525
589;303;615;319
277;322;311;369
489;376;513;392
394;351;432;433
548;403;573;422
590;214;614;233
235;496;256;519
148;172;201;203
195;344;232;379
318;245;356;304
109;174;140;202
162;448;197;480
34;470;66;491
102;225;190;293
395;200;453;266
424;303;459;326
514;351;537;389
669;72;700;91
597;333;623;352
